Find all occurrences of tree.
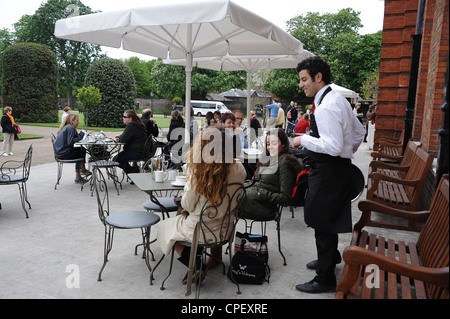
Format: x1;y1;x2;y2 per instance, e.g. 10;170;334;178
125;57;153;98
360;67;379;103
149;59;246;101
84;58;136;128
13;0;105;108
2;43;58;122
287;8;362;58
76;85;101;128
265;9;382;98
263;68;305;102
0;28;14;93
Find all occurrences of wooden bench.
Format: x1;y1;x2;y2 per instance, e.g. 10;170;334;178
366;146;434;231
370;140;419;170
335;174;449;299
377;130;405;158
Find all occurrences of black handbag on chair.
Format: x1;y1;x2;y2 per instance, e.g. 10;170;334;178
228;232;270;285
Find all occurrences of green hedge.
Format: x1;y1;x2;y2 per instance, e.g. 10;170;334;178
2;42;58;123
84;58;136;128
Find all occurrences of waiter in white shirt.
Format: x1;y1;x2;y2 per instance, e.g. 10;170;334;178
292;56;365;293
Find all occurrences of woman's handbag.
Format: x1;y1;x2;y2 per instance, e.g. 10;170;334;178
15;125;21;134
228;232;270;285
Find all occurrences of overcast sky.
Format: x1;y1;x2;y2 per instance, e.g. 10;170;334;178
0;0;385;60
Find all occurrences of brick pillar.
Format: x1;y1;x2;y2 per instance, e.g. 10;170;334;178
376;0;419;149
415;0;449;155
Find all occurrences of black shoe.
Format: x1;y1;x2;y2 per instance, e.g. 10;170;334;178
306;254;342;270
295;279;336;293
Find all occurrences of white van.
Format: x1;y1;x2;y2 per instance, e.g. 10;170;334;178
191;100;230;117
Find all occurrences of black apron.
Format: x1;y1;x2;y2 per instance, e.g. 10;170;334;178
304;87;353;234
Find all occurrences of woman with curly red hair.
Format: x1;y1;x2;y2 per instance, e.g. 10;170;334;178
156;126;246;284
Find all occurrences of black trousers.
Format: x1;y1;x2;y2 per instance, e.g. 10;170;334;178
313;229;339;285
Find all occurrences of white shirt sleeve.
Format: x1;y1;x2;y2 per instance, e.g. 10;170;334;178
300;90;365;158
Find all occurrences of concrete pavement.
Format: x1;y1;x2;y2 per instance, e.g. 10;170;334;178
0;125;419;301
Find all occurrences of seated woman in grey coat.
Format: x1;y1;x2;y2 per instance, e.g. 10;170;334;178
240;128;303;220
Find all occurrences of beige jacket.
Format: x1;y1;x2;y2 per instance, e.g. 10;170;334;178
157;163;246;255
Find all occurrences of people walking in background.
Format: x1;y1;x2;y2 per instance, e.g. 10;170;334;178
286;101;298;137
364;104;376;143
60;107;71;127
265;98;279;130
1;106;18;156
275;104;285;129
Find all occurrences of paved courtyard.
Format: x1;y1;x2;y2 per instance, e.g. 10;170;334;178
0;125;420;302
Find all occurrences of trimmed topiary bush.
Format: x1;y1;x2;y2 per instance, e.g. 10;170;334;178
2;42;58;123
84;58;136;127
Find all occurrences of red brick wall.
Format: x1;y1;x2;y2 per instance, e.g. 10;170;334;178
376;0;448;155
415;0;449;154
376;0;419;146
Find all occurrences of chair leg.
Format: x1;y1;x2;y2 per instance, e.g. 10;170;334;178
276;217;287;266
18;182;30;218
150;254;165;285
98;226;114;281
160;247;176;290
55;162;63;189
141;227;154;273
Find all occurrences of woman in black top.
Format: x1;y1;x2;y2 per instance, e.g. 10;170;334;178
114;110;147;174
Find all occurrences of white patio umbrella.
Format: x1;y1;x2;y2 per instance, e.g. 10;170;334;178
54;0;305;144
164;50;315;126
330;83;359;100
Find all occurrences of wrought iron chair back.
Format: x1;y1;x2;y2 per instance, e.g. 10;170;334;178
0;144;33;218
158;182;246;298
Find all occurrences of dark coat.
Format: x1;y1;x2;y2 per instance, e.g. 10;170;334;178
1;114;16;134
241;152;303;220
118;121;147;156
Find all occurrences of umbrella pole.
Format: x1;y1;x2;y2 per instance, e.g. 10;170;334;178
246;70;252;146
185;25;193;149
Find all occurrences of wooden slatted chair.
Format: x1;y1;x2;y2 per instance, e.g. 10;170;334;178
366;147;434;231
335;174;449;299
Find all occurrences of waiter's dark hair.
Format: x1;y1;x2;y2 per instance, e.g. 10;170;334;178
296;56;332;84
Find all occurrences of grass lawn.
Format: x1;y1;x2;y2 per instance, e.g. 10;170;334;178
2;110;173;132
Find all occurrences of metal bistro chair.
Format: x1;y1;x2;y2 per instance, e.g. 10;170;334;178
155;182;246;299
90;139;122;196
51;134;86;190
93;167;160;281
0;144;33;218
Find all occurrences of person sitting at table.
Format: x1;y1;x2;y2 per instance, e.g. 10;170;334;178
205;128;303;269
156;126;247;284
113;110;147;175
295;113;310;135
233;110;248;149
141;108;159;137
164;110;185;166
54;114;91;183
221;112;242;158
